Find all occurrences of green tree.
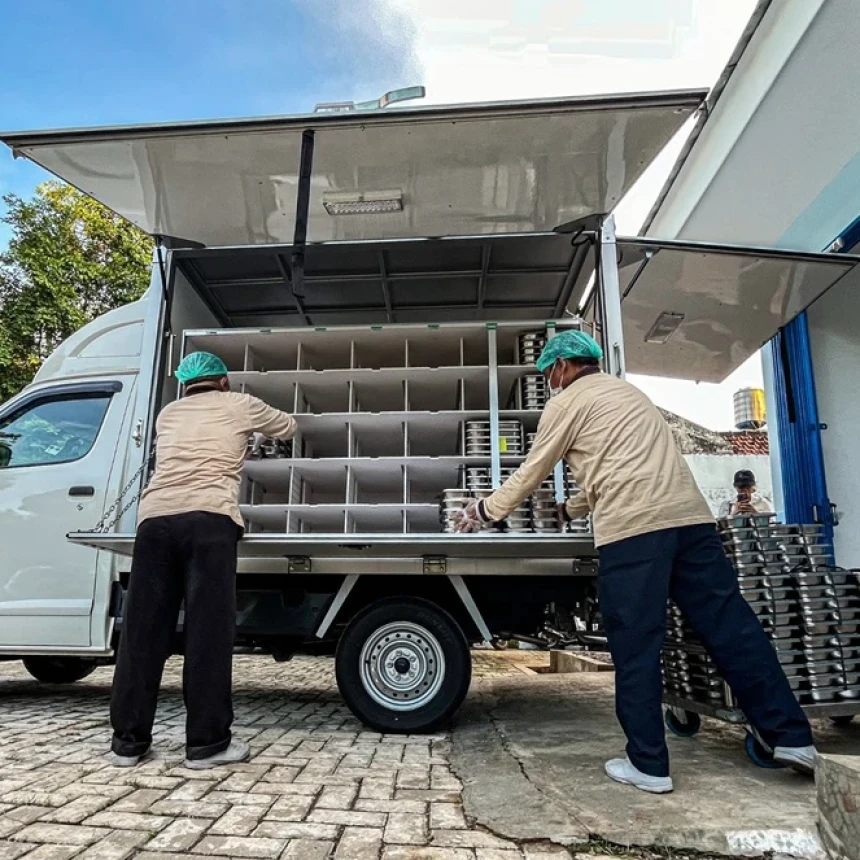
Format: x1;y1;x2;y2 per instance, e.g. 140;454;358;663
0;181;152;402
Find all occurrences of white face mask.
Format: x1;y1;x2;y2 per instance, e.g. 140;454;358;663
548;361;565;398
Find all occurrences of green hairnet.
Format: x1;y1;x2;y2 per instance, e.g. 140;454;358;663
175;351;229;384
536;330;604;372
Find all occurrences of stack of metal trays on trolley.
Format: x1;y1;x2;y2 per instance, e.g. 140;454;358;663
662;514;860;708
663;602;726;705
723;515;860;705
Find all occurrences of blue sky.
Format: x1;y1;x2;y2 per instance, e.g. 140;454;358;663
0;0;422;211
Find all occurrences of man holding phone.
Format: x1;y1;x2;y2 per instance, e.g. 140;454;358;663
719;469;773;517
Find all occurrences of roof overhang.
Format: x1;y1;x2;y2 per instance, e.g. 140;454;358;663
645;0;860;253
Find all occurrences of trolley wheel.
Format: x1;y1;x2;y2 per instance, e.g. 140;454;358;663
665;708;701;738
830;715;855;727
744;733;786;769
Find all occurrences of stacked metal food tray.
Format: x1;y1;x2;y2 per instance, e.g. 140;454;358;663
663;604;727;705
662;515;860;709
442;410;592;535
440;489;489;534
440;471;561;534
561;464;591;535
463;420;524;457
520;375;548;410
246;437;293;459
517;332;547;365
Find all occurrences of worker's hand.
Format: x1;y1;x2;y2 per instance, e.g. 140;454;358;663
735;501;755;513
452;498;483;533
247;433;265;459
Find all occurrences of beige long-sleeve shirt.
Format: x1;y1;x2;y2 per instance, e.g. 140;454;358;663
138;391;296;528
481;372;714;547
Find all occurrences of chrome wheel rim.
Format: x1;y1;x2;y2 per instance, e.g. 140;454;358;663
359;621;445;712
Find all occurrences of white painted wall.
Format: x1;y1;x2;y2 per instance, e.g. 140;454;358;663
685;453;773;517
643;0;860;558
806;264;860;568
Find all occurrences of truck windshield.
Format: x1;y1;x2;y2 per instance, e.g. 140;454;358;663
0;393;111;468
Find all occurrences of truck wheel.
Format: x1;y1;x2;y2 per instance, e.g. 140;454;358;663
22;656;97;684
336;597;471;733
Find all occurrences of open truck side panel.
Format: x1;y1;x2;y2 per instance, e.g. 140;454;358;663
5;90;859;730
3;90;706;247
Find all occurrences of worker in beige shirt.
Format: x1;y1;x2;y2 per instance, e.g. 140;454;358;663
110;351;296;769
454;330;815;793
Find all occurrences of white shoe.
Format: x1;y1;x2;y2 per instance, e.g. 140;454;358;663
605;757;673;794
774;745;818;775
108;750;148;767
184;740;250;770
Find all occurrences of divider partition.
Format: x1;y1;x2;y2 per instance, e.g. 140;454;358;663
182;320;587;536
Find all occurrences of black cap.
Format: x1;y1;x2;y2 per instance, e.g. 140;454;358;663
733;469;755;487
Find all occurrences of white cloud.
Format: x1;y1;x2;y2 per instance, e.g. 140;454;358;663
391;0;756;104
388;0;761;428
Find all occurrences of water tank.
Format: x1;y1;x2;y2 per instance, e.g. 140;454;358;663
734;388;767;430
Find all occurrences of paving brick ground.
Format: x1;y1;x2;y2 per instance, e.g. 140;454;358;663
0;653;579;860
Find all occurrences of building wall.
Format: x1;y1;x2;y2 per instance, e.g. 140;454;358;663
685;453;773;517
806;264;860;568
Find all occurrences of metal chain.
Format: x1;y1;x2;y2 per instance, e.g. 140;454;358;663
83;447;156;534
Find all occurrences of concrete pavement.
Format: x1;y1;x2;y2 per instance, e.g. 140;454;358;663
453;672;860;859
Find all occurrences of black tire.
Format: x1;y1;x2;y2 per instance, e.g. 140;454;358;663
22;656;97;684
336;597;471;733
744;732;785;769
665;708;701;738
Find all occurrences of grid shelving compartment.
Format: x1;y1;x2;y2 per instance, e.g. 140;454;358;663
184;320;589;536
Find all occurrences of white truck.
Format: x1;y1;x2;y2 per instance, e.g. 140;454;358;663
2;91;858;732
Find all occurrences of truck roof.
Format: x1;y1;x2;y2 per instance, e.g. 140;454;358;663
1;89;705;248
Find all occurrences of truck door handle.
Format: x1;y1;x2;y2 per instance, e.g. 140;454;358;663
69;486;95;497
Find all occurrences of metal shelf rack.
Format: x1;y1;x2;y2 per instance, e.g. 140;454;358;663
183;319;592;536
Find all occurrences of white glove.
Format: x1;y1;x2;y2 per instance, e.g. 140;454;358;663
452;498;484;533
248;433;265;459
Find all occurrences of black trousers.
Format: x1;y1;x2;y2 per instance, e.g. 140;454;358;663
110;512;240;760
598;523;813;777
